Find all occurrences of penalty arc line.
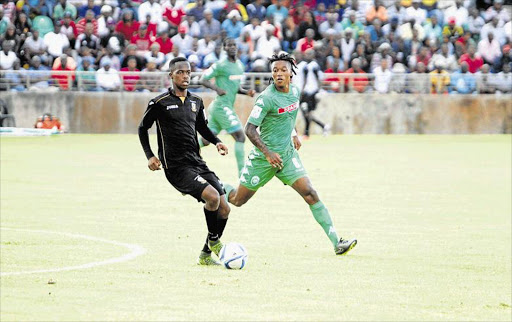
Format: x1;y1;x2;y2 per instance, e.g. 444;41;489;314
0;227;147;276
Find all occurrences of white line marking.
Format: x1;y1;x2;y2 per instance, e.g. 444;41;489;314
0;227;147;276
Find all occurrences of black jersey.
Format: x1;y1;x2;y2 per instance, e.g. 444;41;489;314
138;88;221;169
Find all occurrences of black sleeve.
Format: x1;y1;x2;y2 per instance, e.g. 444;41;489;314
138;100;158;160
196;100;221;145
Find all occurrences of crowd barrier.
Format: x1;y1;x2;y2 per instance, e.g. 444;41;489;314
0;91;510;134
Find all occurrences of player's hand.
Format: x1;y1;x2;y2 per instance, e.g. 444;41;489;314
148;156;161;171
265;151;283;170
247;89;256;97
217;88;227;96
292;135;302;150
216;142;228;155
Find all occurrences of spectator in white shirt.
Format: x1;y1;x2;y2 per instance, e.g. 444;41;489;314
319;13;343;38
197;35;216;59
466;8;485;36
478;32;502;65
373;59;392;93
252;25;281;61
98;5;114;38
23;30;48;60
429;43;458;72
138;0;167;33
43;22;70;58
485;0;510;26
171;24;194;56
386;0;406;24
404;0;426;25
495;63;512;93
444;0;468;26
181;13;201;38
96;59;121;91
241;17;265;43
0;41;17;70
340;29;355;65
481;17;507;45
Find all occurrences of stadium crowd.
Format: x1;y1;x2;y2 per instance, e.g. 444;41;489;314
0;0;511;93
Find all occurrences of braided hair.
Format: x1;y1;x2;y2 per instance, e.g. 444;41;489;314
268;52;297;83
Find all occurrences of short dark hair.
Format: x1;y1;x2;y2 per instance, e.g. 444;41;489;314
169;57;189;72
223;37;236;47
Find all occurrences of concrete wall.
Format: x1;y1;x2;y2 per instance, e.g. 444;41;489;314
1;92;511;134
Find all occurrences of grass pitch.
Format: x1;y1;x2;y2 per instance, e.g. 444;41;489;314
1;134;511;321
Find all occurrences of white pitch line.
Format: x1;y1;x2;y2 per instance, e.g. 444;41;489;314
0;227;147;276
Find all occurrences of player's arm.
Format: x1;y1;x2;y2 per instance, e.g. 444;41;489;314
138;100;161;171
292;128;301;150
196;100;228;155
238;86;255;97
199;63;226;95
245;123;283;169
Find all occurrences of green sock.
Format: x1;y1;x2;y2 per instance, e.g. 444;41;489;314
234;141;245;176
309;201;339;248
223;183;235;203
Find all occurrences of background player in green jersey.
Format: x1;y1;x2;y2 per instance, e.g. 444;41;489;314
223;52;357;256
200;38;255;176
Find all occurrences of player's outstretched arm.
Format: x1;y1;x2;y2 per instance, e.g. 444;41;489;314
245;123;283;169
139;101;159;170
238;86;255;97
199;78;226;96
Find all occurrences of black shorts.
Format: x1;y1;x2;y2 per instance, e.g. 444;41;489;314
164;164;224;202
300;93;317;112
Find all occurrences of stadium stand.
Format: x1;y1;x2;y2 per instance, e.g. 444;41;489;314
0;0;511;94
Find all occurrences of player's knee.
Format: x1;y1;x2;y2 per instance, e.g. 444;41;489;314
218;203;230;219
203;190;221;209
303;187;319;204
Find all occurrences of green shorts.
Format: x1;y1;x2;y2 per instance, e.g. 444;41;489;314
239;148;307;191
207;103;243;134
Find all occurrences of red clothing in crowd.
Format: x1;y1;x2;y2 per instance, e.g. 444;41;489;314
130;33;151;51
163;6;185;27
344;68;369;93
35;116;64;130
60;21;78;37
146;22;157;39
115;20;141;40
76;18;99;35
51;66;76;90
324;68;343;92
120;67;140;91
155;36;173;54
297;37;314;52
459;54;483;73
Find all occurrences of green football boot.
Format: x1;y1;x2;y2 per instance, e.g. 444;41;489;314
197;251;221;266
208;239;224;257
335;238;357;255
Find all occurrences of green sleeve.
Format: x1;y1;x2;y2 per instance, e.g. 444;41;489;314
247;94;269;127
202;62;219;81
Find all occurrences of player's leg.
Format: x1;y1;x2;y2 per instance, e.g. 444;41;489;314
223;183;257;207
300;100;311;137
200;184;229;257
276;151;356;254
229;129;246;177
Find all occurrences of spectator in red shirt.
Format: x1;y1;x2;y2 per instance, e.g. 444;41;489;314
51;54;76;91
35;113;65;131
324;59;344;92
120;56;140;91
115;10;140;41
130;24;152;55
344;58;369;93
459;44;483;73
60;12;78;46
163;0;185;35
76;10;99;36
155;31;173;54
296;28;315;53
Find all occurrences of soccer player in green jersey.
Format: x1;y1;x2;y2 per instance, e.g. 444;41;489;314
200;38;255;176
223;52;357;255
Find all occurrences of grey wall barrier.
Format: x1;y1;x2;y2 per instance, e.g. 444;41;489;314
0;92;510;134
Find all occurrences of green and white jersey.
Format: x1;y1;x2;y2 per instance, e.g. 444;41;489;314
202;57;245;110
247;83;301;155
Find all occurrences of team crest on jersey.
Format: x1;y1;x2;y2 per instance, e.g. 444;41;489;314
251;176;260;186
191;101;197;112
278;102;299;114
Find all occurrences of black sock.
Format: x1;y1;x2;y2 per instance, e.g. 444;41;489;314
204;207;219;241
217;218;228;239
201;237;211;254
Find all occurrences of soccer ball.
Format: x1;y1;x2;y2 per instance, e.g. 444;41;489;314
219;242;248;270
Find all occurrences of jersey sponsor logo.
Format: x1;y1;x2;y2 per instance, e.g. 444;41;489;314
250;176;260;186
277;102;299;114
194;175;207;184
167;105;179;110
228;75;243;80
250;106;262;118
191;101;197;112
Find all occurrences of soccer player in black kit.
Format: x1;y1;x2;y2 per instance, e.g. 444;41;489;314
138;57;230;266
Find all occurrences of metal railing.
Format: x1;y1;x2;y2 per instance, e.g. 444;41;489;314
0;70;511;94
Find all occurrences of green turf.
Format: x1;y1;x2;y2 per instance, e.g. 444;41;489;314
1;134;511;321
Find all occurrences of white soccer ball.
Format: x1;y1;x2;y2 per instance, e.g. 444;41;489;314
219;242;248;270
